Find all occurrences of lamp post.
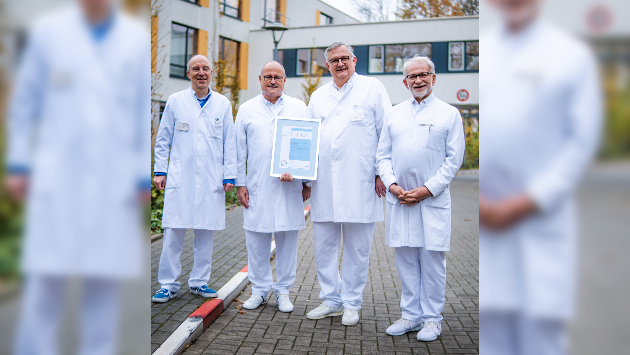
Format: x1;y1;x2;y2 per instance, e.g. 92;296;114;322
264;21;287;62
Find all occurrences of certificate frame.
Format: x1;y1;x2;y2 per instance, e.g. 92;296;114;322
270;116;321;180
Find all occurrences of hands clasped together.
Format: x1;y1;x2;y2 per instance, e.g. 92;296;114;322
388;184;433;205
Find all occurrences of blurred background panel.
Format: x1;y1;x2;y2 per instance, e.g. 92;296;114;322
0;0;150;354
480;0;629;355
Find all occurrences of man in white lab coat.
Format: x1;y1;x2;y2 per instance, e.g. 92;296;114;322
480;1;601;354
376;56;465;341
306;42;391;326
5;1;148;354
152;55;237;302
235;61;311;312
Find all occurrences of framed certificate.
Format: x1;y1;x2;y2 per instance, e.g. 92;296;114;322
270;116;321;180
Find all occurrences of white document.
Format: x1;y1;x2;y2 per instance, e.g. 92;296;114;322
278;126;312;170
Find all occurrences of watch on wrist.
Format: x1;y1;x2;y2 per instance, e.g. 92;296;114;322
303;181;312;187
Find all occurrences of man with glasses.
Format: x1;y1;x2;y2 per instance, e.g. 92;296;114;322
235;61;311;312
306;42;391;326
376;56;464;341
152;54;237;303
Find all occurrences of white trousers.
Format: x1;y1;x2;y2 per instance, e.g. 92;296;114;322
157;228;213;291
394;246;446;323
313;221;375;310
15;275;120;355
480;312;567;355
245;230;299;296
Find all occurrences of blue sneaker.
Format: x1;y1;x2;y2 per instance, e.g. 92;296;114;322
152;288;177;303
189;285;218;298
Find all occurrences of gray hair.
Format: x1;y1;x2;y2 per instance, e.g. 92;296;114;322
402;55;435;77
187;55;212;71
260;60;286;76
324;42;355;62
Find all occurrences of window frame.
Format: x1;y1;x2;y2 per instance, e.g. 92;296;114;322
296;48;311;76
368;45;385;74
319;12;333;25
220;36;241;87
383;42;432;74
220;0;240;20
170;22;198;80
448;41;465;72
464;41;479;71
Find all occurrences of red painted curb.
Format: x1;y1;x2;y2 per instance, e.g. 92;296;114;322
305;205;311;212
189;298;224;329
240;265;248;272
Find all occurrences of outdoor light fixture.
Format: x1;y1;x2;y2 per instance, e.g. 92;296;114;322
264;21;288;62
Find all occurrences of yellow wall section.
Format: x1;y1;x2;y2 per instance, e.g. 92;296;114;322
151;15;158;74
316;9;320;25
239;42;249;90
279;0;287;25
242;0;250;22
198;0;209;8
197;29;208;57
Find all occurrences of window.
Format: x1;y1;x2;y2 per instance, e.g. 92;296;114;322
448;42;464;71
220;37;240;86
297;48;310;75
368;45;384;73
311;48;327;75
220;0;239;19
181;0;198;4
465;41;479;70
319;12;332;25
296;48;327;75
170;23;197;79
385;43;431;73
277;50;284;66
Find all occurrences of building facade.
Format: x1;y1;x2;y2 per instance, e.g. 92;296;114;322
152;0;479;113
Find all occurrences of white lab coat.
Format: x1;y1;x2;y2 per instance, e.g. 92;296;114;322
6;5;148;278
377;94;465;251
235;93;307;232
154;88;237;230
480;21;601;319
308;73;392;223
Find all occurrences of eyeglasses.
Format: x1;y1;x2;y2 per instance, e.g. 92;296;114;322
190;66;211;73
328;56;352;65
406;72;434;81
262;75;284;82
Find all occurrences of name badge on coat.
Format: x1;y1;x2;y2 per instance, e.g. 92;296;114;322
213;118;221;126
351;105;366;122
175;122;189;131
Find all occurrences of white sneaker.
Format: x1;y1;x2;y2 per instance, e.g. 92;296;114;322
341;308;360;326
416;321;441;342
276;294;294;313
386;318;423;336
242;294;267;310
306;303;343;320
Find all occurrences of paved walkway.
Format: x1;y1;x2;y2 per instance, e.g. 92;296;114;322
178;176;479;354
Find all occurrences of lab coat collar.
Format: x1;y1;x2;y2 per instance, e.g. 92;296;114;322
190;87;212;100
259;92;285;106
332;72;358;91
411;92;436;107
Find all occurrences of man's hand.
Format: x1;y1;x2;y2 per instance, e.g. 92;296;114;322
375;175;386;198
5;174;29;201
153;175;166;190
389;183;405;199
400;186;432;205
302;184;311;202
479;194;538;231
224;183;234;192
279;172;294;182
237;186;249;208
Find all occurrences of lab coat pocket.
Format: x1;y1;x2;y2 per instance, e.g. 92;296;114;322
351;106;368;126
424;128;447;152
206;117;223;138
386;190;398;205
215;164;225;193
423;186;450;209
165;160;180;189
